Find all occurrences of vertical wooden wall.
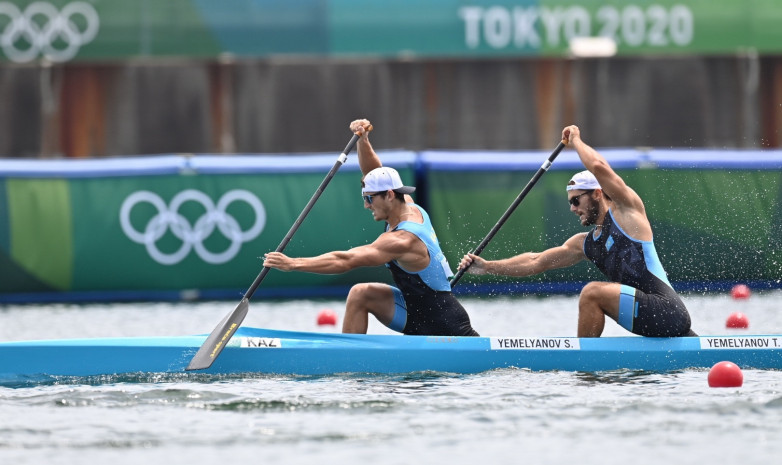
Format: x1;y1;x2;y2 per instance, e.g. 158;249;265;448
0;55;780;159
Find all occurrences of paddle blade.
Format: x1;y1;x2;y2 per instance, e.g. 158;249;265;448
186;298;250;371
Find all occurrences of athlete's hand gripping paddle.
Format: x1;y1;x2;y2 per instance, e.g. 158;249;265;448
450;139;567;287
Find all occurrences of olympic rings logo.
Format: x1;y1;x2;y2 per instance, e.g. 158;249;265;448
120;189;266;266
0;1;99;63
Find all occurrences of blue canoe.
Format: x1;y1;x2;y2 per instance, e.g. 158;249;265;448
1;327;781;384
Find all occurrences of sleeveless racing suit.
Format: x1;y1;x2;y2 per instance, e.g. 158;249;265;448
384;204;479;337
583;209;692;337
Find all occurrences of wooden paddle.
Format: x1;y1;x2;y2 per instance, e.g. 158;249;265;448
187;128;370;371
450;139;567;287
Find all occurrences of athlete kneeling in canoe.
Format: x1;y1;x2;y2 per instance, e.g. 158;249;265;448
264;119;479;337
459;125;695;338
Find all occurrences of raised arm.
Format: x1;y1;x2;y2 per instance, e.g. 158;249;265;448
350;119;415;203
349;119;381;176
459;233;587;277
563;125;644;212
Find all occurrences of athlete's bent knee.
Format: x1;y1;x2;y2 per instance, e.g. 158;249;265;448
579;282;605;303
347;283;372;302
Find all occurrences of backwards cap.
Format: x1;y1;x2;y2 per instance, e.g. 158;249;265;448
362;167;416;195
566;170;601;191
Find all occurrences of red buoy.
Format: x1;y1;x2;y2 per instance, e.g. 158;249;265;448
708;361;744;387
317;309;338;326
730;284;751;300
725;312;750;329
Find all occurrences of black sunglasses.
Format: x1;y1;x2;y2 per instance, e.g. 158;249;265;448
362;192;384;204
568;191;593;207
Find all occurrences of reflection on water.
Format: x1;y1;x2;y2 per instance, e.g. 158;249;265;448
573;369;682;385
1;367;698;390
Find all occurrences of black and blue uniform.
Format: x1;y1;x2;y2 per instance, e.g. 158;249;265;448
583;209;693;337
384;204;479;337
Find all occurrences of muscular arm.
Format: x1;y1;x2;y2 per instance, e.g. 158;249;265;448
264;230;427;274
460;233;587;277
563;125;645;213
563;125;652;239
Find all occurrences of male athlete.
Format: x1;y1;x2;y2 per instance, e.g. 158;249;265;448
264;119;479;337
459;125;695;338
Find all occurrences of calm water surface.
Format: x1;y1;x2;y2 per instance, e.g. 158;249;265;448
1;292;781;464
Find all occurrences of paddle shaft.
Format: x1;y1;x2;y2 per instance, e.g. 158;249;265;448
244;135;360;299
186;133;362;370
450;141;566;287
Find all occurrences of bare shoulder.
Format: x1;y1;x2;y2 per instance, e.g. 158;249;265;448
565;232;588;247
535;232;587;269
607;185;653;239
374;228;421;253
611;184;646;213
374;228;429;270
611;208;653;241
552;232;586;258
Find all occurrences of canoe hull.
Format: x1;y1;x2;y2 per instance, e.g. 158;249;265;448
2;328;781;383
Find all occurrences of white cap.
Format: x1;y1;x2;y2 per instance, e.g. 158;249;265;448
566;170;601;191
362;167;416;195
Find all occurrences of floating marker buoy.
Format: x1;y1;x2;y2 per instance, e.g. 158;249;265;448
708;361;744;387
317;309;338;326
730;284;751;300
725;312;750;329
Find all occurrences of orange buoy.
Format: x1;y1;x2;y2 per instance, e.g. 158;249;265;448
708;361;744;387
317;309;338;326
725;312;750;329
730;284;751;300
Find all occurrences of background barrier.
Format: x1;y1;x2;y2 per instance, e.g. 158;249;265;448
423;150;782;294
2;149;781;302
0;152;416;301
